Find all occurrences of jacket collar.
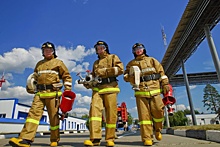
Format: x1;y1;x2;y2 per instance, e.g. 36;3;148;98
98;51;108;59
44;55;55;61
135;54;146;60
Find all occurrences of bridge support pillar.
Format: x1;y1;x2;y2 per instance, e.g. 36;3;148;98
181;60;197;125
204;25;220;82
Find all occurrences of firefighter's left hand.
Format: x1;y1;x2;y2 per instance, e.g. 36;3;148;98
106;67;118;76
162;84;170;94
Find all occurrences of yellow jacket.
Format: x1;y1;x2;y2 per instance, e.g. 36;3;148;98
92;53;124;94
28;56;72;98
124;54;168;97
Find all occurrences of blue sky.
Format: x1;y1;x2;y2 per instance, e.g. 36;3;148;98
0;0;220;118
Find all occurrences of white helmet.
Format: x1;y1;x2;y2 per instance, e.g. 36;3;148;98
26;73;37;91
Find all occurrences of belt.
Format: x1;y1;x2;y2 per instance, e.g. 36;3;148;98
140;73;161;82
37;84;53;90
100;77;117;84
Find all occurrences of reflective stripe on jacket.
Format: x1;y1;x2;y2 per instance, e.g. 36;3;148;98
36;91;62;98
93;87;120;94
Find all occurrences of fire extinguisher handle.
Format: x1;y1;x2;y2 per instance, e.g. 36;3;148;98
58;112;68;120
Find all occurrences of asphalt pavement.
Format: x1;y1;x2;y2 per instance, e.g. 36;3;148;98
0;130;219;147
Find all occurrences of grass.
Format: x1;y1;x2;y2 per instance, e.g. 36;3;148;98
170;124;220;131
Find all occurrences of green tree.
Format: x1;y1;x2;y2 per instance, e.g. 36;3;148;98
202;84;220;113
81;114;89;130
127;112;133;125
68;111;77;117
167;111;187;127
134;119;139;125
81;114;89;119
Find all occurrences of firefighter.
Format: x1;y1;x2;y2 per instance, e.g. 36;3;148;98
83;41;124;147
9;42;72;147
123;43;170;146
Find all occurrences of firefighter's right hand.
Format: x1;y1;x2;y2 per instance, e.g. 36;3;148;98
123;73;134;82
123;73;129;82
26;85;35;94
162;84;170;94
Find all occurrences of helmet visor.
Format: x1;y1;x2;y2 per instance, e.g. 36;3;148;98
133;46;144;52
95;44;106;49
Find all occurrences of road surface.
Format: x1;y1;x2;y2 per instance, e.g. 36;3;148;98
0;130;219;147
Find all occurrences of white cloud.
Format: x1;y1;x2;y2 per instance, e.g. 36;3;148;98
75;93;91;107
173;104;186;111
1;80;12;90
130;96;135;100
172;104;202;113
70;62;90;73
73;80;92;92
128;106;138;118
56;45;95;73
186;105;191;110
203;61;214;70
70;107;89;117
0;48;40;73
0;45;96;74
189;85;196;89
83;0;89;4
0;86;33;100
56;45;95;62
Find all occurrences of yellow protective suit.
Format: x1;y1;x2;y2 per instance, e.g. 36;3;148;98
20;55;72;143
88;52;124;142
124;54;169;142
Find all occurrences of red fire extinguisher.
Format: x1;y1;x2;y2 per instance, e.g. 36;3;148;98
162;84;176;116
59;90;76;120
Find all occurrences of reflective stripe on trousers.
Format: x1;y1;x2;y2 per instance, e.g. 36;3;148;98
89;117;102;122
153;117;164;123
139;120;153;125
135;89;161;97
50;125;60;130
26;118;40;125
106;123;116;128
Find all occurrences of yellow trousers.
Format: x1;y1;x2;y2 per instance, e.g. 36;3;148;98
89;92;117;141
136;94;164;142
19;95;60;142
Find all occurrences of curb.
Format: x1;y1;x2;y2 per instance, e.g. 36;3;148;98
162;129;220;143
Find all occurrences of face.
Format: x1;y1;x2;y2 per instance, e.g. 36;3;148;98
43;47;54;58
96;45;106;54
135;48;144;56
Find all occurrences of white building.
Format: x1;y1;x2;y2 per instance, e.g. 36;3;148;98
0;98;88;134
186;113;219;125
